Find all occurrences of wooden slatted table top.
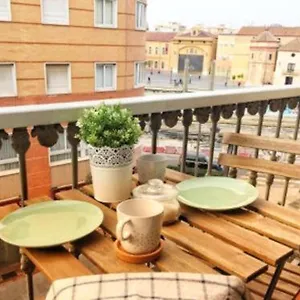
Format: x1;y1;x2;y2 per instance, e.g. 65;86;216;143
1;169;300;299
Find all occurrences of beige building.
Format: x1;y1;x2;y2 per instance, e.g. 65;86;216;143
171;29;217;75
215;34;235;77
146;32;176;72
154;22;186;33
146;28;217;76
247;31;279;85
216;26;300;85
194;24;237;35
274;39;300;85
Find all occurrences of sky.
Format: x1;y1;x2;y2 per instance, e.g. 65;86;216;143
147;0;300;30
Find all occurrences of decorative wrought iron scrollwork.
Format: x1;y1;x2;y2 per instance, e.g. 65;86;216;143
31;124;64;148
162;110;181;128
258;101;269;116
11;128;30;154
269;99;287;113
247;102;259;116
194;107;211;124
287;97;299;110
137;114;149;131
182;109;193;127
67;122;80;147
221;104;236;119
210;106;222;123
0;129;8;149
236;103;246;119
150;113;162;133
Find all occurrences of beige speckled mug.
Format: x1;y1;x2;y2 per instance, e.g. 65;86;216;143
116;199;164;254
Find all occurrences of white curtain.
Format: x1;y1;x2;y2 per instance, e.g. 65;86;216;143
42;0;68;24
0;0;10;21
0;64;15;96
104;65;114;88
96;65;105;89
95;0;115;25
46;64;69;94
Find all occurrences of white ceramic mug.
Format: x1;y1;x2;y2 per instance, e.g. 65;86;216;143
116;199;164;254
137;154;168;184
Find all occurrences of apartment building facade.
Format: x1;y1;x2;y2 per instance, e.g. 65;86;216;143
0;0;147;200
146;29;217;76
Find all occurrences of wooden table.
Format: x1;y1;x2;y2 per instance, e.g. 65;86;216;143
1;169;300;300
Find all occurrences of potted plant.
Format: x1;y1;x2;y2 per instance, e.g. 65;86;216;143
77;104;142;203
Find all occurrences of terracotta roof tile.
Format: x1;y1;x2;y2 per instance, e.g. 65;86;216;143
279;38;300;52
146;32;177;42
254;31;278;42
238;26;300;37
176;30;215;38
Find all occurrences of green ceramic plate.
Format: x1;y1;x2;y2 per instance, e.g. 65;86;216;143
177;177;259;211
0;200;104;248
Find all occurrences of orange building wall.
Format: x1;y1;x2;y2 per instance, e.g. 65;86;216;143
0;0;146;199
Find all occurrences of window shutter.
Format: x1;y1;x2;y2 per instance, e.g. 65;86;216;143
0;64;15;97
42;0;68;24
46;65;69;94
0;0;10;21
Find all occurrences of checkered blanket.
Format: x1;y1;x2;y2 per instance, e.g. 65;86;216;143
46;273;252;300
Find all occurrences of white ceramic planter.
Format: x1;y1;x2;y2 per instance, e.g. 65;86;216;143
88;145;133;203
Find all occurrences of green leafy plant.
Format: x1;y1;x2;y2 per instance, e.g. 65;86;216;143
232;75;236;80
77;104;142;148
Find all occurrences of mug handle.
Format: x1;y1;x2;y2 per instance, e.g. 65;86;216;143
116;218;132;241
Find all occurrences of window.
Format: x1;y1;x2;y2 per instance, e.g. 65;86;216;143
95;63;116;91
154;61;158;68
165;45;168;55
50;129;88;164
155;47;158;55
287;63;296;72
0;0;11;21
269;54;272;60
285;76;293;85
149;46;152;54
45;64;71;95
251;53;254;59
136;1;146;30
0;136;19;172
0;64;17;97
95;0;117;27
41;0;69;25
161;62;164;69
134;62;145;87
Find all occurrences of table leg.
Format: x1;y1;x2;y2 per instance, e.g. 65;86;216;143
69;243;80;259
263;261;285;300
20;250;35;300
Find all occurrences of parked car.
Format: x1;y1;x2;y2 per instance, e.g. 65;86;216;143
169;152;224;177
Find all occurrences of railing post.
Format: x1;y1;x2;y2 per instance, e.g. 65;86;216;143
11;128;31;206
180;109;193;173
249;101;268;186
207;106;221;176
265;99;286;201
229;103;246;178
67;123;80;189
194;107;211;176
150;113;162;154
280;98;300;206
